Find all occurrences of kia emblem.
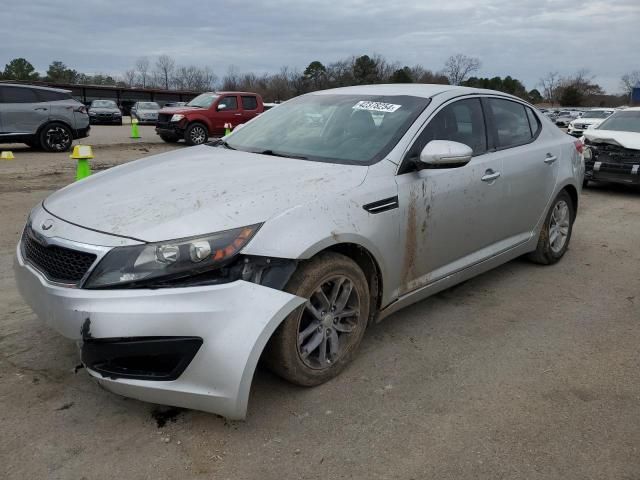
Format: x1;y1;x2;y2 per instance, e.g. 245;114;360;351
41;219;54;231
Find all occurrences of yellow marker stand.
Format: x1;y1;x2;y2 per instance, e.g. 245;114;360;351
1;151;15;160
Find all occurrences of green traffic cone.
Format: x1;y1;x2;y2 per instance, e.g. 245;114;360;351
130;119;140;139
70;145;94;181
75;158;91;180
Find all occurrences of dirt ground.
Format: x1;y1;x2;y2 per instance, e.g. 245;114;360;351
1;133;639;480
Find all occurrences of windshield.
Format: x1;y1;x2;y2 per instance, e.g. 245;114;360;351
187;93;219;108
597;111;640;133
582;110;613;119
91;100;117;108
223;94;430;165
138;102;159;110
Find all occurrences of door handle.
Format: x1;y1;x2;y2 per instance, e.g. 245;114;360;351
234;113;242;116
481;169;501;182
544;154;558;164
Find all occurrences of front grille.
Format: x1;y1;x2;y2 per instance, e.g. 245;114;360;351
22;227;96;284
157;113;172;123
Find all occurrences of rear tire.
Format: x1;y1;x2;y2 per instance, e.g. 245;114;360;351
39;122;73;152
528;190;575;265
264;252;370;387
184;123;208;146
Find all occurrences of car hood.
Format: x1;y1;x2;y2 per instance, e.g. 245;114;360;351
572;118;603;125
159;106;202;114
43;146;368;242
583;129;640;150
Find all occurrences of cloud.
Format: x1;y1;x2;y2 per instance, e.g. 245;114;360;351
1;0;638;92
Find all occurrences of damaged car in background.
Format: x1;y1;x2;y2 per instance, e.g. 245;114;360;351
583;107;640;187
15;84;583;419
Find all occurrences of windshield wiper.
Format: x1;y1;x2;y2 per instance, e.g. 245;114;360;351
259;149;307;160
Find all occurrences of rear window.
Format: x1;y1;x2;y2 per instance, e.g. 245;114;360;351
36;89;72;102
0;86;39;103
242;96;258;110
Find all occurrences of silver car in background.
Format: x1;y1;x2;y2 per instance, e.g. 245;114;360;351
130;101;160;124
0;83;90;151
15;84;583;419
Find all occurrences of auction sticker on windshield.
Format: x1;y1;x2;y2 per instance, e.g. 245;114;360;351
353;101;401;113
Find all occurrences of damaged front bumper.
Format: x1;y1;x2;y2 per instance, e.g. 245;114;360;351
14;247;305;419
584;143;640;185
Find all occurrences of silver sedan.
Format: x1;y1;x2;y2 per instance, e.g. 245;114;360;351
15;84;584;419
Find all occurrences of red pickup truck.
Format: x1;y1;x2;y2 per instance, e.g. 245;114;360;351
155;91;264;145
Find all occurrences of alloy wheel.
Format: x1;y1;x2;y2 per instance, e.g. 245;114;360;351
45;126;71;151
297;275;361;369
190;126;207;144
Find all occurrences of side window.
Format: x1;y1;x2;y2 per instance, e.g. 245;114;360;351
219;96;238;110
526;107;541;137
36;90;72;102
489;98;533;148
1;87;39;103
241;96;257;110
406;98;487;162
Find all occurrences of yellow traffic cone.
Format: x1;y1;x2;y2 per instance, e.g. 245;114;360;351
224;123;232;136
70;145;94;181
1;151;15;160
130;118;140;139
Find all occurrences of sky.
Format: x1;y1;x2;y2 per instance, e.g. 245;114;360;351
1;0;639;93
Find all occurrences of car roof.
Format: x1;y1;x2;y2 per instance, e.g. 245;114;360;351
620;106;640;111
0;82;71;94
310;83;523;101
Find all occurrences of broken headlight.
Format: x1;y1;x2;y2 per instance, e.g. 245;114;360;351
583;147;592;160
84;224;261;288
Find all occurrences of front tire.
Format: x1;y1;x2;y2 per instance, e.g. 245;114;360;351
265;252;370;386
184;123;208;146
39;122;73;152
528;190;575;265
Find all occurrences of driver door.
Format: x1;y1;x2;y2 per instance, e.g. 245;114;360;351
213;95;241;134
395;97;509;295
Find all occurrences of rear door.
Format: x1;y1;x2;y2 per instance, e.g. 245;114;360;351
0;86;49;135
485;97;559;241
240;95;260;123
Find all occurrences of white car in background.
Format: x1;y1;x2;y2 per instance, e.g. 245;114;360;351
568;109;615;137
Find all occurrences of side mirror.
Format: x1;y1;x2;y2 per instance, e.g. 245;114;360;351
419;140;473;167
217;104;227;111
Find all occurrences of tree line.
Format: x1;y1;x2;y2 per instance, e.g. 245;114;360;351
1;55;636;106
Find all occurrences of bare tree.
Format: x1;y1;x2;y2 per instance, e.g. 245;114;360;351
221;65;241;91
123;69;136;87
443;54;481;85
620;71;640;96
539;71;560;105
155;54;175;90
173;65;217;91
135;56;150;88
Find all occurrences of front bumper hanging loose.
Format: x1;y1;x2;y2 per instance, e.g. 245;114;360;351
14;247;305;419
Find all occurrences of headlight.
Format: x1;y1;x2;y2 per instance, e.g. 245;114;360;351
170;114;185;122
583;147;592;160
89;112;97;116
114;112;122;116
85;224;261;288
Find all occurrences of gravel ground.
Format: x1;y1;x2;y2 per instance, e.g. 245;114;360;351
0;133;639;479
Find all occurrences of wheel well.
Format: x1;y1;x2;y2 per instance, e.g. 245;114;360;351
323;243;383;324
187;121;209;133
563;184;578;214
